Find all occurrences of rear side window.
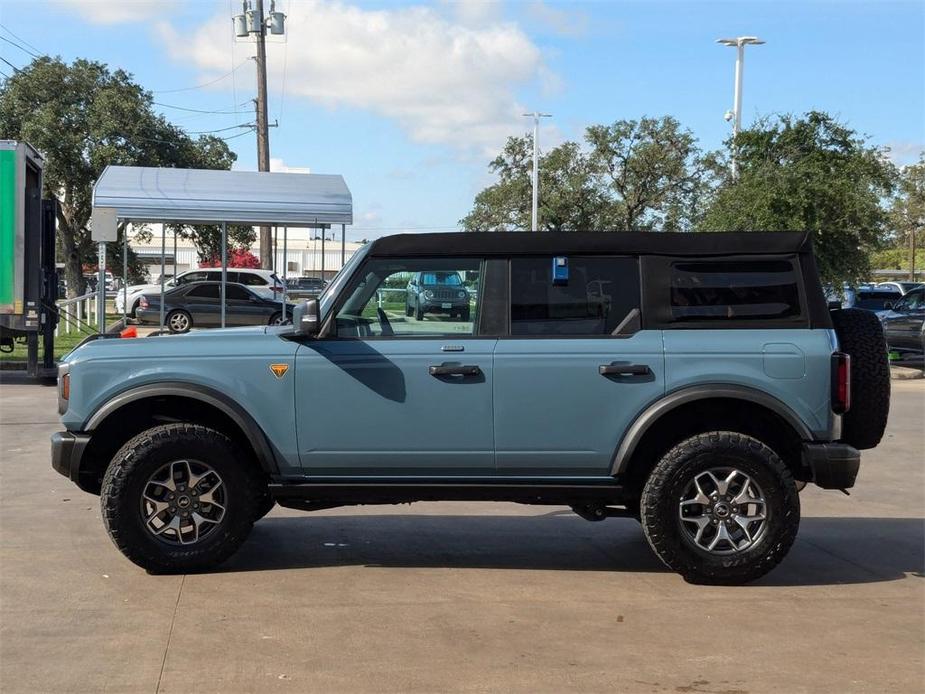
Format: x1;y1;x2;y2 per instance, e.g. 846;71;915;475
238;272;268;286
510;256;640;336
670;260;801;322
225;284;253;301
855;291;899;310
186;284;220;299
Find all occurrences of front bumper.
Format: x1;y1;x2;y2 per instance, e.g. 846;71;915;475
51;431;91;484
802;442;860;489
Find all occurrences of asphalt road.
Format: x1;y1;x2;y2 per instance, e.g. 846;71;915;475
0;374;922;693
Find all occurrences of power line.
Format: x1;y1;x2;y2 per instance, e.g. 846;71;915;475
152;60;250;94
0;68;9;80
153;100;254;115
0;24;42;56
0;55;21;73
0;34;40;59
182;123;255;135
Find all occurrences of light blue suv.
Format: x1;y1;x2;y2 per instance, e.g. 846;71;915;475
51;232;890;584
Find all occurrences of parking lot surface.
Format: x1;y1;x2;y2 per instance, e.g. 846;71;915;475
1;374;922;693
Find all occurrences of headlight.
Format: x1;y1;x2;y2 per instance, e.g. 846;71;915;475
458;290;466;299
424;290;434;300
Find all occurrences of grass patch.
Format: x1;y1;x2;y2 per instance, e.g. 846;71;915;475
1;314;122;361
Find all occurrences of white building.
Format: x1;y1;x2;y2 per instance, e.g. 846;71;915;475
128;223;364;280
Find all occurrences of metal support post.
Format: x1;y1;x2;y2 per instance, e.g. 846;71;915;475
221;221;227;328
97;241;106;334
159;229;165;331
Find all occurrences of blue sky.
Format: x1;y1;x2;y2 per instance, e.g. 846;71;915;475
1;0;923;239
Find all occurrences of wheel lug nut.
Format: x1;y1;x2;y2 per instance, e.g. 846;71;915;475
168;494;174;500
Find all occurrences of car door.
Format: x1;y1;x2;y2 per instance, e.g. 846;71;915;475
493;255;665;475
223;284;266;325
182;284;222;326
885;289;925;351
294;256;496;475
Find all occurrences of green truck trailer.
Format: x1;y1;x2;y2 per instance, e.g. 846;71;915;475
0;141;57;376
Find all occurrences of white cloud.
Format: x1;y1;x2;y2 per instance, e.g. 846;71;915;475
158;0;553;154
884;142;924;166
54;0;180;25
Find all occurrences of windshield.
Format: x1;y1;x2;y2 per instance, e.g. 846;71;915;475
319;243;371;317
421;271;462;286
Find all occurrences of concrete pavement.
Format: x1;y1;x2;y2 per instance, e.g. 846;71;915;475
0;374;922;693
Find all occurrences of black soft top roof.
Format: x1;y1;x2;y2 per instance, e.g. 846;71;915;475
367;231;812;258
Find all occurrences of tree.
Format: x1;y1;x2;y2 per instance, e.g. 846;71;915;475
199;247;261;269
700;111;896;287
0;57;238;297
460;116;706;232
170;224;256;265
888;154;925;280
586;116;706;231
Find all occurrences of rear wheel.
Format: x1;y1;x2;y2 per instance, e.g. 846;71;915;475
166;309;192;334
640;432;799;585
831;308;890;449
101;423;265;573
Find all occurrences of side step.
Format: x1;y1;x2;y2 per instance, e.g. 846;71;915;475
269;478;628;510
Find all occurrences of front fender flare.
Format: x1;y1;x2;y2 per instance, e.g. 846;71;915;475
83;382;279;474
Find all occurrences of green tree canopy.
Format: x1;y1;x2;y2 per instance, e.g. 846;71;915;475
700;111;896;286
461;116;705;232
886;154;925;280
0;57;239;296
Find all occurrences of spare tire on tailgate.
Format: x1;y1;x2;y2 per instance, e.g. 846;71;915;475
831;308;890;449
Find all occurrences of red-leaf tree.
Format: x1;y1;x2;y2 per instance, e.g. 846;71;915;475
200;247;261;269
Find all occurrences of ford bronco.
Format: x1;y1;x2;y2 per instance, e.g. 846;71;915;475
51;231;890;584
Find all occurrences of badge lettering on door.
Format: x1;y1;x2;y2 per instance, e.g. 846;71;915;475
269;364;289;379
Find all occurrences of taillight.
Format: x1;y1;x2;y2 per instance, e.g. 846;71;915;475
831;352;851;415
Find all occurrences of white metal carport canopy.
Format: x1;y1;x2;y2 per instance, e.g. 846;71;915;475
92;165;352;227
92;165;353;332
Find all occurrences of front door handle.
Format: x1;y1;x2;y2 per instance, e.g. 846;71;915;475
429;364;482;377
599;363;651;377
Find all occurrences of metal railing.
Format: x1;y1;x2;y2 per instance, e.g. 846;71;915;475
54;290;118;336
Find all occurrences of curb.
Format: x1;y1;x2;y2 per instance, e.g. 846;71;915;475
890;366;924;380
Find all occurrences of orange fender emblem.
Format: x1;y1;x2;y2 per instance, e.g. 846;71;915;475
269;363;289;379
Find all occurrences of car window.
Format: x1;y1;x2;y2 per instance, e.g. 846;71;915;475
510;256;640;336
239;272;268;286
334;258;481;338
186;284;220;299
855;291;899;310
225;284;253;301
670;260;801;321
900;290;924;310
178;272;210;285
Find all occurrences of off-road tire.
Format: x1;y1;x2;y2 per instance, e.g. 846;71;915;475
101;423;265;574
253;493;276;521
831;308;890;450
405;302;413;317
460;307;471;322
415;302;424;321
640;432;800;585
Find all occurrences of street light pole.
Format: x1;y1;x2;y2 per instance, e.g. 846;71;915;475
717;36;764;179
523;112;551;231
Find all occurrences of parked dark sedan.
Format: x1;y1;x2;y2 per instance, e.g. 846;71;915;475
136;281;296;333
881;287;925;357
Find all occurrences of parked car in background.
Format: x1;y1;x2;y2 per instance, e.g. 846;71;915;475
829;286;902;317
405;269;471;321
876;281;923;295
136;281;295;333
116;268;285;316
880;286;925;358
286;276;327;298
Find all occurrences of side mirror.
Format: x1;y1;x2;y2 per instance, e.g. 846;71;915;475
293;298;320;337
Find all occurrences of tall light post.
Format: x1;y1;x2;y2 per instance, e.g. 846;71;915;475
523;112;551;231
717;36;764;179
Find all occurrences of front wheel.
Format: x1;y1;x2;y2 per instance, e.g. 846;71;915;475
640;432;799;585
268;312;290;326
101;423;265;573
166;309;192;334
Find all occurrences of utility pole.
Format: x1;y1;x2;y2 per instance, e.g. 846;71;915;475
717;36;764;180
522;112;551;231
234;1;285;268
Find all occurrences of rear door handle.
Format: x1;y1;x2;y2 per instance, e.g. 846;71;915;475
599;363;651;377
429;364;482;377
